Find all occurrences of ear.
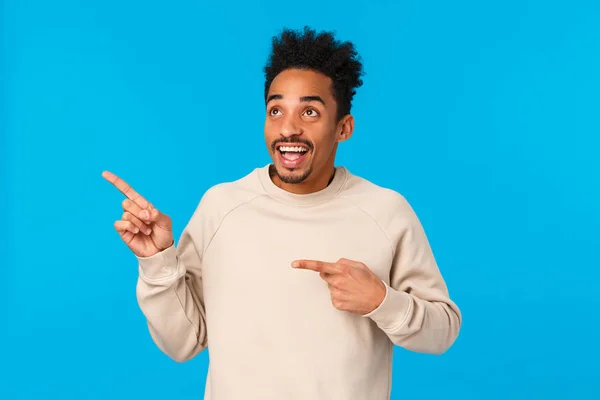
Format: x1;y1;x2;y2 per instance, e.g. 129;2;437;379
336;114;354;143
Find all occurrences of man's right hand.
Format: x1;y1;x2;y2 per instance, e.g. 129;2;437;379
102;171;174;258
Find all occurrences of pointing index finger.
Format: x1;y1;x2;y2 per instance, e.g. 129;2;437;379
292;260;340;274
102;170;150;209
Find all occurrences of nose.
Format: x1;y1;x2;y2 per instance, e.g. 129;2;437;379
280;114;302;138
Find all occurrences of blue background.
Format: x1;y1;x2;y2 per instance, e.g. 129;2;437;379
3;0;599;399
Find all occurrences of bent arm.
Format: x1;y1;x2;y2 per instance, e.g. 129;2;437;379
364;200;462;354
136;229;208;362
364;279;461;355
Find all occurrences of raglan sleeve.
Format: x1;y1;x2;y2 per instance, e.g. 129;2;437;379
134;193;214;363
363;194;462;355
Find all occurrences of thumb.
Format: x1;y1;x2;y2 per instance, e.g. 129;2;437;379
142;207;172;230
337;258;367;270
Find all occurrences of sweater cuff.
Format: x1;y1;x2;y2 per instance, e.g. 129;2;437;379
137;244;179;282
362;280;413;332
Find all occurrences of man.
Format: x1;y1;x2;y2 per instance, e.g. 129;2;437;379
103;26;461;400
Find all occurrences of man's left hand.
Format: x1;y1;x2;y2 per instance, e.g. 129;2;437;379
292;258;386;315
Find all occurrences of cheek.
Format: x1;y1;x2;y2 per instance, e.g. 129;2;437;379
313;129;339;153
264;121;279;141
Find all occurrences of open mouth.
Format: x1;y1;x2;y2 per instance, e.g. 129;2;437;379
276;144;310;168
278;145;309;161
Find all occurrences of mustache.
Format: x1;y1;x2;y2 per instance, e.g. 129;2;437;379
271;137;314;152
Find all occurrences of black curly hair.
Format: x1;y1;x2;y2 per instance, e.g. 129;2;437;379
263;26;365;121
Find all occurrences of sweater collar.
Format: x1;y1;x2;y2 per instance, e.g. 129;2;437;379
257;163;348;206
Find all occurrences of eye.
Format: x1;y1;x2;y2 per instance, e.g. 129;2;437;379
269;108;282;116
303;108;320;117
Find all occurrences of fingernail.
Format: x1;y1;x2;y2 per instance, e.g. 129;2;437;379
140;210;149;219
134;227;139;234
291;261;298;268
145;228;152;235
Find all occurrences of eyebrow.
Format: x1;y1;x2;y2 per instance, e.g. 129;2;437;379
266;94;326;107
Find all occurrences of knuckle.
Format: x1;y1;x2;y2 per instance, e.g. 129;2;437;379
133;194;145;207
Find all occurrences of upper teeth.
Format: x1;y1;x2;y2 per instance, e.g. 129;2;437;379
279;146;307;153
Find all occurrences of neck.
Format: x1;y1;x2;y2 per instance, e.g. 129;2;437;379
269;163;336;195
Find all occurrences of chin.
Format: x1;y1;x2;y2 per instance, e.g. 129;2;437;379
272;162;313;184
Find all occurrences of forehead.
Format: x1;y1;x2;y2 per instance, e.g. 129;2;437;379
268;68;333;98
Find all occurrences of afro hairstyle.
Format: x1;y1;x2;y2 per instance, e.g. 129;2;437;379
263;26;365;121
